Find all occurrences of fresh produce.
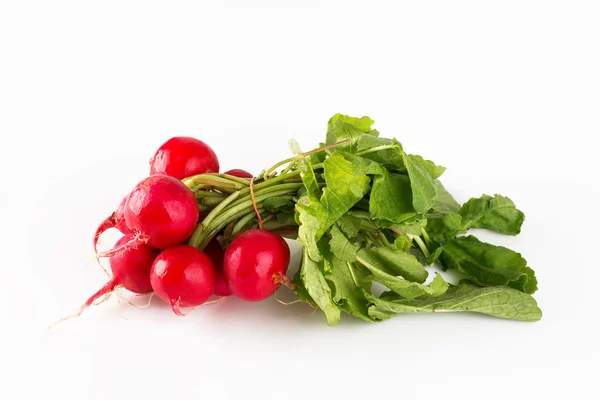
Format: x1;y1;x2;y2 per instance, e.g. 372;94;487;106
203;240;232;297
150;245;216;315
123;174;199;250
150;136;220;179
223;229;290;301
78;234;159;315
223;169;253;179
69;113;541;326
93;194;131;254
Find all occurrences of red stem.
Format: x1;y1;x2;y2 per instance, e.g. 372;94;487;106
93;213;116;254
80;279;119;313
170;298;183;316
95;232;147;258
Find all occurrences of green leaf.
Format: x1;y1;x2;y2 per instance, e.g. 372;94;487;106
370;169;417;225
300;158;321;201
408;154;446;179
299;248;341;326
355;135;405;169
276;211;295;225
292;268;314;303
390;217;427;236
431;180;460;213
324;254;375;322
309;142;327;165
366;282;542;322
356;248;448;298
263;197;294;212
288;138;302;154
427;212;464;241
441;235;538;294
359;247;428;283
329;225;360;262
459;194;525;235
427;246;444;265
295;195;323;261
296;153;371;260
319;153;371;233
338;151;384;176
326;114;375;146
394;235;413;252
336;215;362;239
403;153;437;213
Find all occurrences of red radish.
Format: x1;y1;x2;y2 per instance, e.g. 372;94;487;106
224;229;290;302
214;272;232;297
114;195;132;234
115;174;199;251
204;240;232;297
93;194;131;254
79;234;159;314
150;245;216;315
223;169;253;179
150;136;219;180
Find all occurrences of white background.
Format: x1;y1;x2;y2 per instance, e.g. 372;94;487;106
1;1;599;399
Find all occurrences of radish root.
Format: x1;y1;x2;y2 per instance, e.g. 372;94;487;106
95;232;148;259
203;297;224;306
116;290;155;309
47;281;121;329
275;292;304;306
170;297;200;317
274;273;296;290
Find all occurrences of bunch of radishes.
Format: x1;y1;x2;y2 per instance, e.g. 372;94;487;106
82;137;291;317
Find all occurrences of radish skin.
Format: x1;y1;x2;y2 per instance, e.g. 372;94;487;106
150;245;216;315
150;136;219;180
224;230;290;302
122;175;200;250
93;194;131;254
79;234;159;315
223;169;253;179
204;240;232;297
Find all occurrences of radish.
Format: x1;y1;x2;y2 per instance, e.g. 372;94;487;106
203;240;232;297
93;194;131;254
223;169;253;179
150;136;219;180
224;229;290;301
79;234;159;315
118;174;199;251
150;245;216;315
214;272;232;297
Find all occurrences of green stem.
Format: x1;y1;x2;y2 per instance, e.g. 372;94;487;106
232;211;262;236
346;262;359;286
367;232;380;246
219;171;302;203
228;183;304;209
182;174;247;191
263;139;350;178
377;231;392;247
194;190;228;199
280;160;298;176
189;188;298;249
355;144;400;156
421;228;432;247
198;207;265;250
410;234;431;258
213;173;251;186
200;191;241;228
198;197;228;207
